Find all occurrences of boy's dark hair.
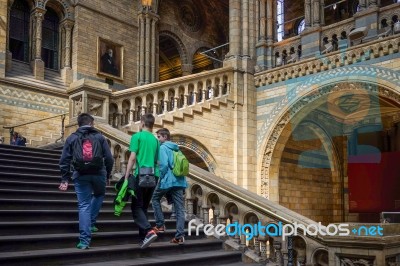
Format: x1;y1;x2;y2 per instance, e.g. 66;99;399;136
156;128;171;140
141;113;155;128
77;113;94;127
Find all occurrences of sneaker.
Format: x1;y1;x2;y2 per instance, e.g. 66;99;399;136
152;225;166;234
170;237;185;245
140;230;158;249
76;242;89;249
90;226;99;233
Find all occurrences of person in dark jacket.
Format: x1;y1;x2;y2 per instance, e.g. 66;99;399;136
58;113;114;249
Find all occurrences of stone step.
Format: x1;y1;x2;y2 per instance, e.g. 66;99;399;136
0;152;60;164
0;239;225;266
0;158;60;170
75;250;243;266
0;198;122;210
0;219;181;236
0;188;117;201
0;180;117;194
0;230;196;252
0;144;62;155
0;165;61;176
0;171;65;183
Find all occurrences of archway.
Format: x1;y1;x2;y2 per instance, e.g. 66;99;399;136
171;134;218;174
158;33;185;81
259;66;400;223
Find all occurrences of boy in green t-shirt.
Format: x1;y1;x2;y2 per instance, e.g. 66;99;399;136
124;113;160;249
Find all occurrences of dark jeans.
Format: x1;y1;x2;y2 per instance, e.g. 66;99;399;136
73;174;106;246
130;176;157;240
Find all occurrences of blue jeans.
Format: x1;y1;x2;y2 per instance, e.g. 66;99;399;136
152;185;185;239
74;174;106;246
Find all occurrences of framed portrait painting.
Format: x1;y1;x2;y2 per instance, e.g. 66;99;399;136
97;37;124;80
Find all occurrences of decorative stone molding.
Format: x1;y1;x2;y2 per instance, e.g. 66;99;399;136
159;30;189;65
67;79;112;125
177;0;203;33
171;134;218;174
255;35;400;87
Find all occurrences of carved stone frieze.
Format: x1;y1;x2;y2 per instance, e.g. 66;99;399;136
88;97;104;116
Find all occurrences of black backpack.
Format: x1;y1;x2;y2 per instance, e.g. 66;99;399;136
71;131;104;174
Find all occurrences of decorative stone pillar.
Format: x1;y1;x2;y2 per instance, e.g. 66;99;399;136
305;0;312;28
186;198;194;218
368;0;378;8
5;0;15;75
163;100;168;114
181;64;193;76
66;79;112;135
137;7;159;85
202;207;209;224
359;0;367;11
61;19;74;86
152;103;158;115
320;0;325;26
31;8;46;81
313;0;321;27
274;241;284;266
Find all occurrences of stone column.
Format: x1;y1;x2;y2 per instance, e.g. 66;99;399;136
181;64;193;76
4;0;15;76
305;0;312;28
145;14;151;84
320;0;325;26
183;85;189;107
202;207;209;224
31;8;46;81
359;0;367;11
138;8;159;85
313;0;321;27
228;0;241;57
186;198;194;218
368;0;378;8
152;103;158;115
61;19;74;86
151;18;157;82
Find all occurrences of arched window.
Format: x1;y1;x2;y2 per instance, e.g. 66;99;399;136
277;0;284;41
297;19;305;34
42;8;59;70
9;0;30;62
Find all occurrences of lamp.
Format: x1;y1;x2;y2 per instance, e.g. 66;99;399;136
141;0;152;11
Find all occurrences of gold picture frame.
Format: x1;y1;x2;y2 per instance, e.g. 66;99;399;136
97;37;124;80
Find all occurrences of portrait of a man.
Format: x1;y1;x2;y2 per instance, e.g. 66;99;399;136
97;38;123;80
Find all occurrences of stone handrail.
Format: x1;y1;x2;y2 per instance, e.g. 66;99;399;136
106;67;234;129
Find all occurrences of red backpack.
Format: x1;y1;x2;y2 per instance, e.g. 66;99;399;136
71;132;104;174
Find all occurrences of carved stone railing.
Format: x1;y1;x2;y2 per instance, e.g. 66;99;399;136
255;34;400;87
108;67;233;130
95;123;400;266
320;17;355;46
273;36;302;66
379;3;400;28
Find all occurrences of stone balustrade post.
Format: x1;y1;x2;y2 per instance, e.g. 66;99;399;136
202;207;209;224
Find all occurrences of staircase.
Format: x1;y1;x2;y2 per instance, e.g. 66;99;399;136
123;96;230;133
6;60;66;91
0;144;245;266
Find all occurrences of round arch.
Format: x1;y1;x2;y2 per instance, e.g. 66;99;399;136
171;134;218;174
159;30;188;65
258;65;400;199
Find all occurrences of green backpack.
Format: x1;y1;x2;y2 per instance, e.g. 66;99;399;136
172;150;189;177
